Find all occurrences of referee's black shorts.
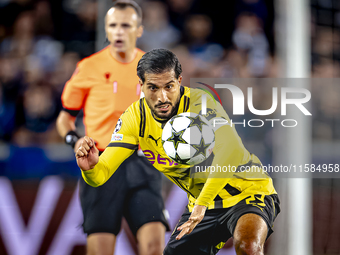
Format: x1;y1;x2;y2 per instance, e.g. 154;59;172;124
164;194;280;255
79;150;170;236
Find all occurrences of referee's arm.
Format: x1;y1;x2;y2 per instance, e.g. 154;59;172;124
56;110;84;152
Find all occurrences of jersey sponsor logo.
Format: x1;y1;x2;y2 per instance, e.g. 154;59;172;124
148;135;161;146
143;150;179;166
111;134;123;141
113;118;122;134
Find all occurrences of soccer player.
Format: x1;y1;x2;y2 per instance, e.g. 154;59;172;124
76;49;281;255
56;1;168;255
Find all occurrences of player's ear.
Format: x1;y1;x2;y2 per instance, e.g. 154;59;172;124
104;27;110;44
137;25;143;38
178;75;182;85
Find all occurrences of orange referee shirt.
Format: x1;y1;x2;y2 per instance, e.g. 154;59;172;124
61;46;144;151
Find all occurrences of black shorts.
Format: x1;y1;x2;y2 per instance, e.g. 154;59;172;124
79;151;170;236
164;194;280;255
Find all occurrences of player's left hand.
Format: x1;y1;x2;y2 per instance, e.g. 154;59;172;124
176;205;206;240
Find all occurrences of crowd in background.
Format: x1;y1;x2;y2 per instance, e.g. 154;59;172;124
0;0;339;146
0;0;276;147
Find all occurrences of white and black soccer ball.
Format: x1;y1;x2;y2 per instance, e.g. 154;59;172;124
161;112;215;165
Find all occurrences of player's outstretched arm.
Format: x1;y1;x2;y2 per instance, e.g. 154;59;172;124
76;136;99;171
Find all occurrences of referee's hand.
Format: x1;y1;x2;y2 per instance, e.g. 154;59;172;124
176;205;206;240
76;136;99;171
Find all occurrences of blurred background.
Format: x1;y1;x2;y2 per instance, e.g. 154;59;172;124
0;0;339;254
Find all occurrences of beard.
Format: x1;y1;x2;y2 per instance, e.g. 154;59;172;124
146;93;181;122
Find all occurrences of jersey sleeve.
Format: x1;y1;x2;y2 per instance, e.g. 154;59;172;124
190;91;247;207
61;62;92;116
81;104;140;187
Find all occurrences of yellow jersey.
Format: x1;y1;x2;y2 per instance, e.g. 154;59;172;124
82;86;277;211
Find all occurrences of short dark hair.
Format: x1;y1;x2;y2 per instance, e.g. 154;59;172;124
137;49;182;83
112;0;142;25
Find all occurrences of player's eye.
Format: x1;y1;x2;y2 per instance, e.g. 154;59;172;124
122;24;131;28
149;86;157;91
109;23;116;27
166;84;173;89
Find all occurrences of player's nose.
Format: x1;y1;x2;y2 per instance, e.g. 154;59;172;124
158;89;168;103
115;25;124;35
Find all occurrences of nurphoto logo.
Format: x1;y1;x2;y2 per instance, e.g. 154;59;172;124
198;83;312;128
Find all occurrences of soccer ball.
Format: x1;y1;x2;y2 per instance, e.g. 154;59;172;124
161;112;215;165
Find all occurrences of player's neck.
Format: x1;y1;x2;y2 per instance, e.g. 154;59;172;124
110;47;137;63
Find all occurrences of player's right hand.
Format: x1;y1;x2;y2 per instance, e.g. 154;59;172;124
76;136;99;171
